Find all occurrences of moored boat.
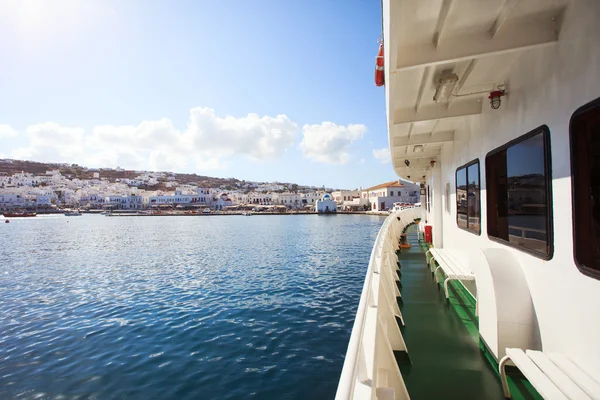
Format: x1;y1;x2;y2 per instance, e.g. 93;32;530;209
64;210;82;216
2;211;37;218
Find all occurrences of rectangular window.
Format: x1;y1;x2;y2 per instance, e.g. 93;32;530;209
456;160;480;234
390;191;394;196
486;126;552;258
571;98;600;279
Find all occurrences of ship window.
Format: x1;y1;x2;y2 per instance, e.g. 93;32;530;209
571;98;600;279
456;160;480;234
486;126;552;259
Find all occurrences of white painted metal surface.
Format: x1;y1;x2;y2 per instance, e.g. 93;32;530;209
499;348;568;399
426;248;474;298
500;348;599;399
335;206;421;400
381;0;600;387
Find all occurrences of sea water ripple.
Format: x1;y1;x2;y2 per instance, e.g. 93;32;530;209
0;214;382;399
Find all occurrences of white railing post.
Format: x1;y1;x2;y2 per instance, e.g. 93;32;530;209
335;206;420;400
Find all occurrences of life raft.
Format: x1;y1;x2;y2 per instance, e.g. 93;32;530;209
375;42;384;87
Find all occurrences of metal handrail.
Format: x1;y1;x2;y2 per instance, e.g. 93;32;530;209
335;205;419;400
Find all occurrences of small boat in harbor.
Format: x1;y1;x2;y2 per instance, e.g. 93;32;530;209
2;211;37;218
64;210;82;216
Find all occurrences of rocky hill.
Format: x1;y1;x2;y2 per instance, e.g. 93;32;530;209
0;159;317;192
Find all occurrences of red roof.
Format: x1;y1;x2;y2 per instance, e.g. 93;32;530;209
364;180;404;191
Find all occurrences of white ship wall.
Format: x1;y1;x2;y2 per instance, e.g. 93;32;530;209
430;0;600;374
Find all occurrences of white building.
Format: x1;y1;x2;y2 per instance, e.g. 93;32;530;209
0;193;26;209
273;192;302;208
300;192;321;207
232;192;273;205
315;193;337;213
213;193;233;210
105;195;144;210
144;188;215;208
362;180;419;211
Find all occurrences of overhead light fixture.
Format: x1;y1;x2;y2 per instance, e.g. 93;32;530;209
404;159;410;167
433;70;459;104
489;89;506;109
430;160;436;168
413;145;424;153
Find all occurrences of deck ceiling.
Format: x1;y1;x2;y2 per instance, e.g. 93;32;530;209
384;0;568;178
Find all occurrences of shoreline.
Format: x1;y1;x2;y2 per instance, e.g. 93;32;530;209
102;211;390;217
2;210;391;218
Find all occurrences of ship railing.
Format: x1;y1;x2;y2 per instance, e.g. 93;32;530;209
336;206;420;400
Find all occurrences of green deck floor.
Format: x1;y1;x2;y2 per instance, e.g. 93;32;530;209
395;227;541;400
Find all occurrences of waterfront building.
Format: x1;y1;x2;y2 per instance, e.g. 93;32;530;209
0;193;27;210
272;192;302;209
104;195;144;210
144;188;216;208
315;193;337;214
213;193;233;210
331;190;361;203
362;180;419;211
300;192;321;207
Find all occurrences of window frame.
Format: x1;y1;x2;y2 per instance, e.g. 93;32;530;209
455;159;481;235
485;125;554;260
570;97;600;280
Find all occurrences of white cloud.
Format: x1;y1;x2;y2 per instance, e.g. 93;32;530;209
12;123;86;163
300;122;366;164
0;124;18;138
360;158;366;164
193;156;227;171
373;148;391;164
186;108;297;159
6;108;300;172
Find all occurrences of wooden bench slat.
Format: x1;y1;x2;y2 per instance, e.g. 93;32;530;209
506;349;568;400
527;350;591;400
549;353;600;400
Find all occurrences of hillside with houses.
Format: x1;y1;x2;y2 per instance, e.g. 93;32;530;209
0;159;419;212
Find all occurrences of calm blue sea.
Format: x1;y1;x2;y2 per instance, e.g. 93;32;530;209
0;214;383;400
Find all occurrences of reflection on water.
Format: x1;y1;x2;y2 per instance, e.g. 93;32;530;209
0;214;382;399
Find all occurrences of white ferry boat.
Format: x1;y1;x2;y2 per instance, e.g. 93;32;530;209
337;1;600;399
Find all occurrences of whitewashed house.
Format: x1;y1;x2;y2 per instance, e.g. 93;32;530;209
315;193;337;213
213;193;233;210
105;195;144;209
300;192;321;207
273;192;302;209
362;180;419;211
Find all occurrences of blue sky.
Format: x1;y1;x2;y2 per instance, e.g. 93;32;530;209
0;0;398;189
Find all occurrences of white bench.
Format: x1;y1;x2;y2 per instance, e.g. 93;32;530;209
499;348;600;399
425;248;475;299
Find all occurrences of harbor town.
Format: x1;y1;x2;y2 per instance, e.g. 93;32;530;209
0;160;419;215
